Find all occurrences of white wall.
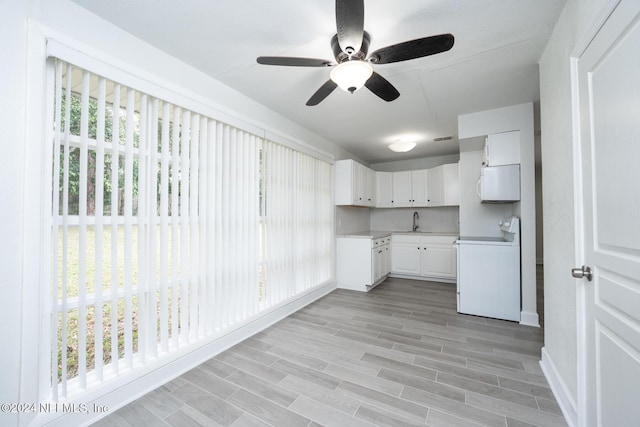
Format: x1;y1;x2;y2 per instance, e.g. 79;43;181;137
535;134;544;264
458;147;514;237
0;2;30;426
336;206;371;235
538;0;608;422
370;153;460;172
458;103;538;327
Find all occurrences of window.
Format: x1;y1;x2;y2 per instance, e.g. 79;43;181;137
48;58;334;401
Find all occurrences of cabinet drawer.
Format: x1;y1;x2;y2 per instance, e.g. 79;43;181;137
372;236;391;247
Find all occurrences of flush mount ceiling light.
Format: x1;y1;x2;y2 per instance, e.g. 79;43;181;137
388;140;417;153
330;60;374;93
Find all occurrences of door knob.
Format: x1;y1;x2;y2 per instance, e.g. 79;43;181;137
571;265;593;281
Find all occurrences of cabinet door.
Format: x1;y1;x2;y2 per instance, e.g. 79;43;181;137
383;244;391;276
391;243;421;275
426;166;444;207
422;245;457;278
392;171;413;207
352;161;365;204
365;167;376;206
486;131;520;166
376;172;393;208
411;169;428;207
371;248;379;283
334;159;354;205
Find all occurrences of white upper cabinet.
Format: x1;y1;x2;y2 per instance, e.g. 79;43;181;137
426;163;459;207
336;160;458;208
375;172;393;208
411;169;428;207
364;167;376;206
392;170;428;207
484;130;520;166
335;159;375;207
392;171;412;207
427;167;444;206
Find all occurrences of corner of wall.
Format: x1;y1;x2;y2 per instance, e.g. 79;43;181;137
540;347;578;427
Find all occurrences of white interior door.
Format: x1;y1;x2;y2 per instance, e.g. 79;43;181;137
576;0;640;425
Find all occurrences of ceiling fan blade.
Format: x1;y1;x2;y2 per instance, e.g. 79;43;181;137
335;0;364;54
369;34;454;64
365;72;400;102
257;56;333;67
306;80;338;106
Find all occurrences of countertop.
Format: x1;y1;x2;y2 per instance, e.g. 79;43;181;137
337;230;393;239
337;230;459;239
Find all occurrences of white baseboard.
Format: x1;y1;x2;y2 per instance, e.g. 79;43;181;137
540;347;578;427
388;273;456;284
520;310;540;327
41;281;337;427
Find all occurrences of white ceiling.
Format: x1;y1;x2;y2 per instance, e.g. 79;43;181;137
70;0;565;164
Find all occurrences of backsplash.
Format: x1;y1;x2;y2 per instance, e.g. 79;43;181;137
336;206;371;235
370;206;460;233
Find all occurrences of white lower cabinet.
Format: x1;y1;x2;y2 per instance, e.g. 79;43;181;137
391;234;457;282
337;235;391;292
372;242;391;284
422;245;456;278
390;241;421;275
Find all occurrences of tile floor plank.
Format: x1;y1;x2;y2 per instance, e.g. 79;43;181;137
278;375;362;415
288;395;376;427
95;276;565;427
226;389;311;427
466;392;566;427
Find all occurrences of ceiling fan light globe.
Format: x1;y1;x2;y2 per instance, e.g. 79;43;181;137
330;60;373;93
388;141;417;153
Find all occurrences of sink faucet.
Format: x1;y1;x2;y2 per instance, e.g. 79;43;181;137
412;211;420;232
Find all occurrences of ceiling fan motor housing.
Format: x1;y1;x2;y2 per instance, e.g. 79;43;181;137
332;31;371;63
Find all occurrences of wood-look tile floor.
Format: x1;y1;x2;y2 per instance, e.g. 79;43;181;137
94;275;566;427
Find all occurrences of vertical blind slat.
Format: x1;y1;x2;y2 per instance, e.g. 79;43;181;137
179;110;190;343
137;94;149;363
214;122;224;330
159;102;171;353
198;117;208;337
77;70;90;389
51;60;63;400
60;64;72;398
123;87;135;368
94;76;106;381
110;84;121;377
189;114;200;340
148;97;159;358
170;106;181;348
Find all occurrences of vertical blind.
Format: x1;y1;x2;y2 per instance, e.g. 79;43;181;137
49;59;334;400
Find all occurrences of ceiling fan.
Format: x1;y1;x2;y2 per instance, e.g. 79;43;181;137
257;0;454;106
